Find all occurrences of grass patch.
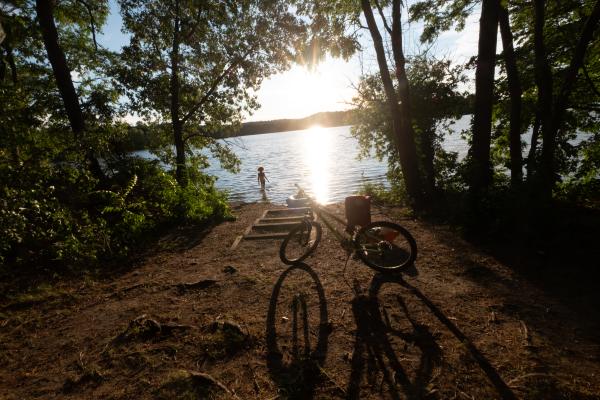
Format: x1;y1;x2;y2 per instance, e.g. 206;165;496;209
201;320;249;360
4;283;72;310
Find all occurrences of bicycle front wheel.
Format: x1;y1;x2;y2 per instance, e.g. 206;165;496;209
279;221;322;265
354;221;417;272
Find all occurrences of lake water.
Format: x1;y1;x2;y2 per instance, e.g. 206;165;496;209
204;126;388;204
174;114;587;204
204;118;471;204
135;118;472;205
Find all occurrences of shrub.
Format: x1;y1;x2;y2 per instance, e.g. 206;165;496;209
0;152;230;273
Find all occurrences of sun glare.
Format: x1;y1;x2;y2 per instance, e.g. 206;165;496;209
303;126;331;204
249;57;356;121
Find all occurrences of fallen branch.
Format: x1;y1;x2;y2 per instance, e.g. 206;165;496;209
519;320;531;344
507;372;556;387
318;365;347;396
186;370;231;394
111;314;193;345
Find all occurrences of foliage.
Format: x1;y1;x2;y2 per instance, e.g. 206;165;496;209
0;0;121;152
360;180;408;206
115;0;361;185
351;55;469;196
0;132;230;272
116;0;286;181
410;0;600;202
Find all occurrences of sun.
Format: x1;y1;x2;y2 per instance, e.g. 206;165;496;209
250;57;357;121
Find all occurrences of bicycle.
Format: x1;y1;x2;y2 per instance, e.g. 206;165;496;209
279;185;417;273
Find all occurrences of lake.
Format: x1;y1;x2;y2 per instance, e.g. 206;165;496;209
205;126;388;204
204;118;471;204
135;117;471;204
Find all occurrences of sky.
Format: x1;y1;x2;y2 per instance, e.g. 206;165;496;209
98;1;480;123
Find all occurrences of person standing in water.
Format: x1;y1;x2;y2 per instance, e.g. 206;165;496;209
257;166;269;190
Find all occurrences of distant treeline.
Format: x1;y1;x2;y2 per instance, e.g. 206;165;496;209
232;110;356;137
119;110;358;151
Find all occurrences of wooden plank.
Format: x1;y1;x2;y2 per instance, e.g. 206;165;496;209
260;216;305;223
230;235;244;250
264;207;311;217
244;232;289;240
254;221;300;229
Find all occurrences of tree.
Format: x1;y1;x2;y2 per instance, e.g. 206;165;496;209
410;0;600;209
498;3;523;186
351;55;467;195
469;0;499;198
118;0;356;187
360;0;423;205
1;0;115;171
532;0;600;201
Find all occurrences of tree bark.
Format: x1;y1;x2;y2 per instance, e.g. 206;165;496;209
498;5;522;186
532;0;554;200
390;0;429;198
361;0;422;204
35;0;104;179
35;0;85;138
470;0;500;197
170;0;186;187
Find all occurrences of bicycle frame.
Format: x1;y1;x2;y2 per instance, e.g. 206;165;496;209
297;186;356;245
282;185;418;270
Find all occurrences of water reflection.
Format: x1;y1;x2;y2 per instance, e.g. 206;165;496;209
135;126;392;204
303;126;331;204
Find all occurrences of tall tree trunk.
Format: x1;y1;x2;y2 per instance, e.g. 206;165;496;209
170;0;186;187
390;0;429;198
470;0;500;197
499;5;523;186
361;0;422;205
36;0;85;137
35;0;104;179
533;0;554;201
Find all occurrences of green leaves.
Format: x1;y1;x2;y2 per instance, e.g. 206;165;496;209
351;54;468;192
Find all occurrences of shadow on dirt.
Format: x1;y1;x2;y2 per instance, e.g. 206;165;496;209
347;273;517;400
265;263;331;399
432;214;600;344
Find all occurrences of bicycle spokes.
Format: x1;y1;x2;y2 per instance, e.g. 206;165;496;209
355;222;417;271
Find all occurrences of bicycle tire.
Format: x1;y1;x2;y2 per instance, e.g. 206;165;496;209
279;220;322;265
354;221;417;272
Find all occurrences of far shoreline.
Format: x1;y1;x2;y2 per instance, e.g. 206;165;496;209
223;110;355;138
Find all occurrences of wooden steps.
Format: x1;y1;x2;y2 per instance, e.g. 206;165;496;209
253;221;301;232
260;216;305;223
263;207;311;217
244;232;290;240
230;207;312;250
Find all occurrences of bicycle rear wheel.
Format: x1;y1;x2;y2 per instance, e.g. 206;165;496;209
279;220;322;265
354;221;417;272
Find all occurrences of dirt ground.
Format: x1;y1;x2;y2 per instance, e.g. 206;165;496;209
1;202;599;399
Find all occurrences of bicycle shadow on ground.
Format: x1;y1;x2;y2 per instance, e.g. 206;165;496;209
265;263;331;399
346;273;517;400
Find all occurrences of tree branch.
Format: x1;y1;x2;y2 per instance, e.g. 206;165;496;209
183;4;204;42
184;131;206;142
75;0;98;52
181;46;255;126
552;0;600;131
374;0;392;35
582;64;600;97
